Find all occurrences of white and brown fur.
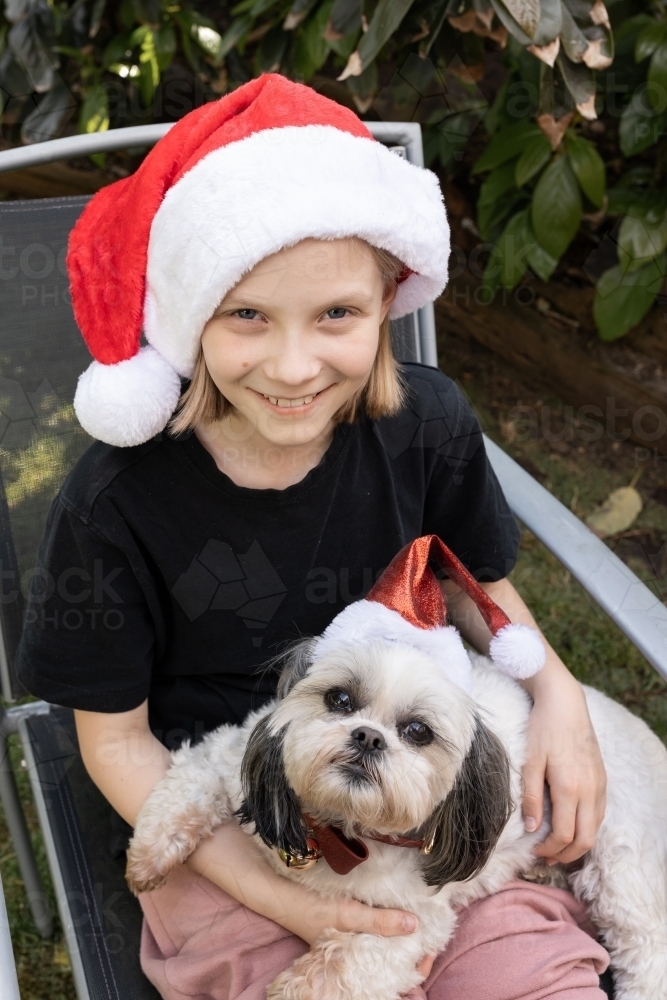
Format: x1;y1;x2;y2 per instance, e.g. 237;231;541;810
127;640;667;1000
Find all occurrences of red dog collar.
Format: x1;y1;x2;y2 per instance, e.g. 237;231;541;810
277;815;431;875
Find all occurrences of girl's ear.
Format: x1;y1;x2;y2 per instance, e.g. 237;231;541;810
420;718;513;888
236;716;307;855
380;281;398;323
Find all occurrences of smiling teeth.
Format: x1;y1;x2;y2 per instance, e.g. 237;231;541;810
264;394;315;407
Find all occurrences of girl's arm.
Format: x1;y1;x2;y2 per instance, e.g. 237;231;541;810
442;577;607;865
74;703;419;945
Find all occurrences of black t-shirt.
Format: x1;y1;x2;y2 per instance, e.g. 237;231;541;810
16;364;520;749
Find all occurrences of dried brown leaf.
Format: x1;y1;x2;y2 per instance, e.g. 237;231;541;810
536;110;574;148
527;36;560;66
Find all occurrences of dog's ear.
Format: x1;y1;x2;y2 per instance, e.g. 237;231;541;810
420;717;513;888
276;638;316;700
236;716;308;855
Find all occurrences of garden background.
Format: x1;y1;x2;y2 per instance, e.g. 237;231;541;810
1;0;667;994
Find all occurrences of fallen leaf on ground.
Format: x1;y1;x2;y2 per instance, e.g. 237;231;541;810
585;487;643;538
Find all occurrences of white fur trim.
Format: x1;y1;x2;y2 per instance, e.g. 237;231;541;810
144;126;450;376
313;601;473;694
74;345;182;446
489;623;546;679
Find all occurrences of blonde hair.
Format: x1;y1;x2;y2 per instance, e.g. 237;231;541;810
169;242;407;436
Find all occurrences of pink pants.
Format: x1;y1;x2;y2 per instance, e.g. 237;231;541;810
139;867;610;1000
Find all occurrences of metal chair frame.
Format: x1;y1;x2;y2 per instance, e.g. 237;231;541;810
0;119;664;998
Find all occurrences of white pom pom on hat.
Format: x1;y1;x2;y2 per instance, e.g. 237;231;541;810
66;74;451;447
73;346;182;449
313;534;546;689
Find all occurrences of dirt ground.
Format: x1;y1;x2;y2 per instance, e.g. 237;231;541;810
439;327;667;739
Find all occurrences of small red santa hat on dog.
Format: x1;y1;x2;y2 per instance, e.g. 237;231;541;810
313;535;546;690
67;74;450;447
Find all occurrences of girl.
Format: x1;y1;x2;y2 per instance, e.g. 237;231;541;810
17;74;609;999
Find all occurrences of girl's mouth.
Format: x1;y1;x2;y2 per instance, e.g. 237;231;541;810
251;386;331;412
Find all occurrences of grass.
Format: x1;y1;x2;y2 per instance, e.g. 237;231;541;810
1;333;666;997
440;330;667;740
0;731;75;998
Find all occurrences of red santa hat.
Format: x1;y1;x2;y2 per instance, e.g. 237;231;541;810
313;535;546;691
67;74;450;448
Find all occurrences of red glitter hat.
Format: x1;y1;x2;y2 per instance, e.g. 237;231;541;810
314;535;546;689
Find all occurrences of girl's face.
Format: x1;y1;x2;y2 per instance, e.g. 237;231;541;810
200;238;395;447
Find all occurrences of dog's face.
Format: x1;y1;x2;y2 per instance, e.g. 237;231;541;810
238;639;513;887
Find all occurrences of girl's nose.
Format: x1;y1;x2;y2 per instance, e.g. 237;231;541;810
262;330;323;386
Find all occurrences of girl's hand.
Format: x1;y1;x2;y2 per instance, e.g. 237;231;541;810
522;669;606;864
189;819;419;945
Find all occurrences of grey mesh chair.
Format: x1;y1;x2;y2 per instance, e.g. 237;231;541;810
0;120;663;1000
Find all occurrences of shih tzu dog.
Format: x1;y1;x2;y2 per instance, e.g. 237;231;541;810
126;536;667;1000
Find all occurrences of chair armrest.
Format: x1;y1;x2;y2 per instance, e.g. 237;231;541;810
0;125;174;174
485;436;667;681
0;874;20;1000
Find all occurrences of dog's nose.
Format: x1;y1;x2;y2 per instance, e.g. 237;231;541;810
351;726;386;753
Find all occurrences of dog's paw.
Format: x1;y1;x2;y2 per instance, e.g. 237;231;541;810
125;843;172;895
266;932;409;1000
125;826;197;895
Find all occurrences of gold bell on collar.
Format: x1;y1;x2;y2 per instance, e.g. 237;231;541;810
278;837;322;870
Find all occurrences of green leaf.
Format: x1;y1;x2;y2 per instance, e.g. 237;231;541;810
293;0;332;80
634;20;667;63
557;53;595;117
21;80;76;144
342;0;417;76
478;159;518;212
132;0;161;24
614;14;654;48
483;75;513;137
647;43;667;110
155;24;176;70
565;133;605;207
102;32;132;69
117;0;136;30
472;120;543;174
137;28;159;106
329;0;361;36
559;0;589;63
606;185;653;216
483;209;531;291
254;21;289;74
79;83;109;134
249;0;283;17
531;0;563;47
88;0;106;39
283;0;320;29
190;22;224;62
515;133;552;187
327;28;358;59
594;254;666;341
501;0;541;38
489;0;532;45
479;188;527;242
215;15;254;60
496;208;533;289
531;155;582;259
526;237;558;281
619;96;667;155
618;208;667;272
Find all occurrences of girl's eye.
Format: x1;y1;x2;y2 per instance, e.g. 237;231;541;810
236;309;259;320
325;307;348;320
325;689;353;713
399;721;433;746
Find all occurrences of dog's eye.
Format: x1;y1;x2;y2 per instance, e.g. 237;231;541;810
399;721;433;746
325;689;353;713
